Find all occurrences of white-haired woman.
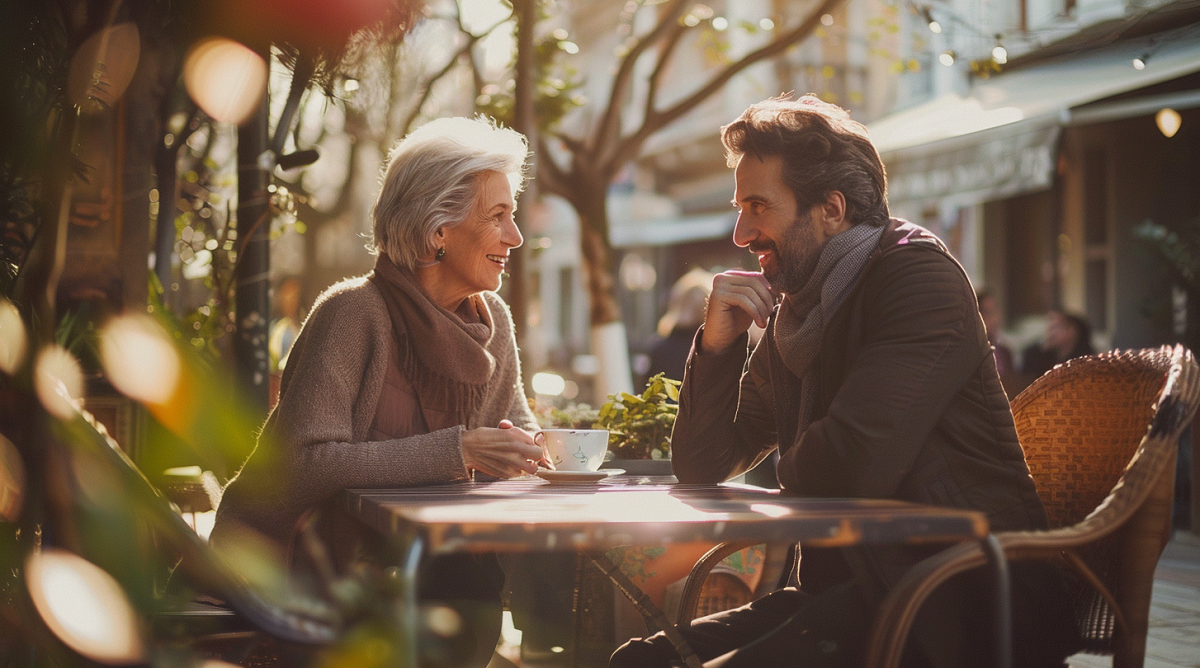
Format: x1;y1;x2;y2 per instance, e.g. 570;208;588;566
213;117;545;667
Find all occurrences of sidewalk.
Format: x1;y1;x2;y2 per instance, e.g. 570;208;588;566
1068;532;1200;668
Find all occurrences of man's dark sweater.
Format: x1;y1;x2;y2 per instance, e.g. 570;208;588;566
670;220;1079;666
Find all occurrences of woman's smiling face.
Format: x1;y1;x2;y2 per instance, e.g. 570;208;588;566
439;170;523;299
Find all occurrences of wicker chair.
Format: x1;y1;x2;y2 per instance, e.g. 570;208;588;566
864;345;1200;668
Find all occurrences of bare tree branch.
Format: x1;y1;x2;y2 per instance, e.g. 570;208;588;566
399;4;512;136
594;0;690;154
535;135;571;201
609;0;847;172
640;19;688;137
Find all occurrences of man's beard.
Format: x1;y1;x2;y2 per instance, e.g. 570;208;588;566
750;213;821;295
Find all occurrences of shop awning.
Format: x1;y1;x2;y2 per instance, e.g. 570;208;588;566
869;22;1200;206
609;211;736;248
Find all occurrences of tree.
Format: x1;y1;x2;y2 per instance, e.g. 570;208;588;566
483;0;849;396
273;0;512;309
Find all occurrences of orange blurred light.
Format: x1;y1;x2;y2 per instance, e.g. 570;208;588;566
26;549;145;664
67;22;141;111
183;37;267;124
100;315;181;405
1156;108;1182;138
0;298;26;376
0;434;25;522
35;346;84;421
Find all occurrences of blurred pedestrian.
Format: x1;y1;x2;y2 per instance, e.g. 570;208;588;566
976;289;1014;377
1021;309;1095;378
647;268;713;384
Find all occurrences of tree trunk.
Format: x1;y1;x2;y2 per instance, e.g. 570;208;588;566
234;54;270;413
576;193;633;399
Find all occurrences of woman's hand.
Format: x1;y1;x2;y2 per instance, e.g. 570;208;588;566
461;420;546;478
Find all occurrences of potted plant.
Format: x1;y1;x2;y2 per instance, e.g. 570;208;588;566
596;373;680;475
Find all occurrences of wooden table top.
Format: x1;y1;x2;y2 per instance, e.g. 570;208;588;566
344;475;989;554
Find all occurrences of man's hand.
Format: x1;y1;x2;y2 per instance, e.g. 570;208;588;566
701;271;776;354
461;420;545;478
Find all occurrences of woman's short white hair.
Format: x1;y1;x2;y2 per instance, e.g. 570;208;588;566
370;116;529;269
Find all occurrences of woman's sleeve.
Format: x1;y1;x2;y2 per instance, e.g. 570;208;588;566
263;290;471;513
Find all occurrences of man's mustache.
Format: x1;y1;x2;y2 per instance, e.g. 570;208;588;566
748;241;777;254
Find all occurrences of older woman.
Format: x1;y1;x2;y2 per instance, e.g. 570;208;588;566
212;117;544;667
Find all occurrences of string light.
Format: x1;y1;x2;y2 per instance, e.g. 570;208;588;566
921;7;942;33
939;50;956;66
1132;55;1147;70
1156;108;1181;137
992;35;1007;64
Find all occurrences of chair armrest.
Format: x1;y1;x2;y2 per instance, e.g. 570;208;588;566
676;540;760;626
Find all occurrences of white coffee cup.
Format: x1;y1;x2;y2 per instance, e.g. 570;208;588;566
536;429;609;472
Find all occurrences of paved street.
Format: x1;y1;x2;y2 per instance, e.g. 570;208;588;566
1068;533;1200;668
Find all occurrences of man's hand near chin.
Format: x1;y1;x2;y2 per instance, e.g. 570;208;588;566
700;271;777;354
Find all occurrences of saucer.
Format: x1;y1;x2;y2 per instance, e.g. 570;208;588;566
535;468;625;484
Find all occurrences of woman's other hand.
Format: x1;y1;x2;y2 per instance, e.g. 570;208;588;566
461;421;545;478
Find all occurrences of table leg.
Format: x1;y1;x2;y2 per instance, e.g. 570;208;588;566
586;551;704;668
980;535;1011;668
397;533;425;668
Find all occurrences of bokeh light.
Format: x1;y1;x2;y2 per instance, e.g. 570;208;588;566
67;22;140;111
100;315;182;406
0;298;27;375
183;37;268;124
1156;108;1182;138
25;549;145;664
531;372;566;396
35;346;84;421
0;434;25;522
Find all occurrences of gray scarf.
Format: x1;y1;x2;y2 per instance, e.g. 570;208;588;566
774;222;886;433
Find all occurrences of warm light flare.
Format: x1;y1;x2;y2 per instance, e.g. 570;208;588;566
0;298;26;375
183;37;267;124
100;315;181;406
531;372;566;396
0;434;25;522
26;549;145;664
67;22;140;111
1156;108;1182;138
35;346;84;420
750;503;791;518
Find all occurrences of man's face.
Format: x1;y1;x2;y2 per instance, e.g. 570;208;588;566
731;154;824;294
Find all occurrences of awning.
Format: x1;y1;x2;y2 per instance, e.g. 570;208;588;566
609;211;736;248
869;22;1200;206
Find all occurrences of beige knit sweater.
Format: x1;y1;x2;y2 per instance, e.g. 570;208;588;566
211;274;538;550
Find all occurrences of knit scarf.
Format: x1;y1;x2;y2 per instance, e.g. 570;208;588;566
774;222;886;434
369;255;496;427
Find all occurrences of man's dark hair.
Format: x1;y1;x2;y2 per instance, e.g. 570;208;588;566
721;94;889;227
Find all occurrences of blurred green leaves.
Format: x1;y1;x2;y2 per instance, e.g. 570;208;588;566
596;373;680;460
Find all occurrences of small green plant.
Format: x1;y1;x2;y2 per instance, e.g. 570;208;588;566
597;373;681;460
529;399;600;430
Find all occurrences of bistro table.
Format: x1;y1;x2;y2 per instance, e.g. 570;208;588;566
344;475;1010;668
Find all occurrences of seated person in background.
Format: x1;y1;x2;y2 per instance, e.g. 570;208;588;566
647;268;713;384
612;95;1079;668
1021;309;1096;378
212;117;547;668
976;288;1014;377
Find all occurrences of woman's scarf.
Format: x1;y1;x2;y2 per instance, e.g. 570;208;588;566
369;255;496;427
773;222;886;435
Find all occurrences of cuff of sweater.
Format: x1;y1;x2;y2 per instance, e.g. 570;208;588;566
430;424;472;482
683;327;748;401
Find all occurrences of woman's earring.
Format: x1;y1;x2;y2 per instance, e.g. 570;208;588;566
436;247;446;261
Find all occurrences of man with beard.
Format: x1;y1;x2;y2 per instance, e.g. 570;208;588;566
610;96;1079;667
